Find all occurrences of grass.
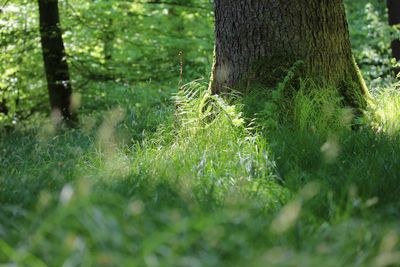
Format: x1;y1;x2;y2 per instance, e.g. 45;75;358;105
1;79;400;266
1;0;400;265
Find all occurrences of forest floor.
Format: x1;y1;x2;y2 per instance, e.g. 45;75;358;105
1;79;400;266
1;1;400;266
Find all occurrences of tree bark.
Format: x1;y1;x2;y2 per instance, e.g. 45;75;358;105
103;18;114;62
38;0;77;127
209;0;368;109
0;99;8;116
387;0;400;61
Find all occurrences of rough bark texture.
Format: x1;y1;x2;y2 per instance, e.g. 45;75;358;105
209;0;368;109
387;0;400;61
38;0;77;126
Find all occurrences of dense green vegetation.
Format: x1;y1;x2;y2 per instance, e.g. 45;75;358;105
1;0;400;266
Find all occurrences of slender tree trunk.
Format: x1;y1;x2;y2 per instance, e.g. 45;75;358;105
0;99;8;116
387;0;400;61
102;0;114;63
209;0;369;109
38;0;77;127
103;18;114;62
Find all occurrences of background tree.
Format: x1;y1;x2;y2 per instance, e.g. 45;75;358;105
387;0;400;61
38;0;77;126
209;0;369;110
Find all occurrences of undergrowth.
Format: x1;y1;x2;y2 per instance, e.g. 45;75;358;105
1;80;400;266
1;0;399;266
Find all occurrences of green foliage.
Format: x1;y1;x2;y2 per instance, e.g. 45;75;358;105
0;0;214;127
367;82;400;135
0;1;47;125
0;0;396;127
1;0;400;266
135;83;281;204
2;79;400;265
345;0;397;91
244;63;355;135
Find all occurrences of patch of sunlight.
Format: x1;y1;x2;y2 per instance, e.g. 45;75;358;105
96;107;131;179
321;136;340;164
369;88;400;135
374;230;400;267
70;93;82;114
271;182;320;234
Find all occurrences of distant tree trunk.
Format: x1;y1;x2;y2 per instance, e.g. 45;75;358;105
0;99;8;116
209;0;369;110
38;0;77;127
103;18;114;62
387;0;400;61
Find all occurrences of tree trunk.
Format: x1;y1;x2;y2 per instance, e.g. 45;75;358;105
387;0;400;61
103;18;115;62
209;0;369;109
38;0;77;127
0;99;8;116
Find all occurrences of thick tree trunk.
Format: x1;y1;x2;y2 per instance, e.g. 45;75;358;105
387;0;400;61
38;0;77;127
209;0;368;109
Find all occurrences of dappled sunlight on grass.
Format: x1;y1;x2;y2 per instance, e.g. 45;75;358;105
368;86;400;135
1;0;400;265
1;79;400;265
